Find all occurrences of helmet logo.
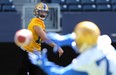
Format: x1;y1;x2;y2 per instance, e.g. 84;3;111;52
43;4;46;10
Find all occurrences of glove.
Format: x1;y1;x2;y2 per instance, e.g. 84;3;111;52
28;52;40;65
28;48;48;65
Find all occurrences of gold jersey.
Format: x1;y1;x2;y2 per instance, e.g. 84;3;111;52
22;17;46;52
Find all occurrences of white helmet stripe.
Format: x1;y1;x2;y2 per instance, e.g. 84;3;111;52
43;3;46;10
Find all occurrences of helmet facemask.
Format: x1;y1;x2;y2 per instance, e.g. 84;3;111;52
34;9;49;20
34;2;49;21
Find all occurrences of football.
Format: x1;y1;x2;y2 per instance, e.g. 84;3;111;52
14;29;33;47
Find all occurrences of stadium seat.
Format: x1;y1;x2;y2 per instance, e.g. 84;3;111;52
69;5;82;11
96;0;110;4
0;0;13;5
83;4;97;11
81;0;96;4
112;5;116;11
97;4;112;11
60;0;66;4
51;0;61;3
60;4;68;11
111;0;116;4
2;5;16;12
66;0;81;4
51;0;66;4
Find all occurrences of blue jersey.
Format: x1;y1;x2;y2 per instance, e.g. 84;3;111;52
36;44;116;75
29;33;116;75
46;32;77;52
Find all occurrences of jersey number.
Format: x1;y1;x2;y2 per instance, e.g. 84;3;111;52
96;56;112;75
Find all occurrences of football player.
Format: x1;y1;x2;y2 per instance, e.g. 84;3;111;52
17;2;64;75
22;2;63;56
29;21;116;75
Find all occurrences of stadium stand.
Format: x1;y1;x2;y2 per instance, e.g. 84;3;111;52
2;4;16;11
0;0;21;42
50;0;116;42
0;0;21;75
0;0;13;4
0;0;16;12
50;0;116;12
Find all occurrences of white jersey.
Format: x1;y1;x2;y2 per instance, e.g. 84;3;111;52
29;34;116;75
72;45;116;75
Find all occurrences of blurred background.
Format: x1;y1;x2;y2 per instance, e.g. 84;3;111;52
0;0;116;75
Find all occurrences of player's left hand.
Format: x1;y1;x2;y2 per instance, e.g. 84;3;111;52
28;48;48;66
28;52;40;65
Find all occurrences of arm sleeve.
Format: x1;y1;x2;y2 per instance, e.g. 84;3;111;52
47;32;78;52
46;32;75;46
37;60;88;75
29;49;88;75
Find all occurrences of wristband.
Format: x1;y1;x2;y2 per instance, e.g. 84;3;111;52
53;45;60;53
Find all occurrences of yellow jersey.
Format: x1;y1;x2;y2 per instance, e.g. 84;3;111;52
23;17;46;52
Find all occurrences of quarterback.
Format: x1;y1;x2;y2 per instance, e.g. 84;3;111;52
18;2;64;75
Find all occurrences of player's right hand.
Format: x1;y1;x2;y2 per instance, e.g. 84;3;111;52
58;47;64;57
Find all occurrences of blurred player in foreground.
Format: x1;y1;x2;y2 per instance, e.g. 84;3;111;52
15;2;63;75
29;21;116;75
